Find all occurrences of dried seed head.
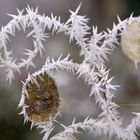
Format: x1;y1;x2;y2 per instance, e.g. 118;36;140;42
121;18;140;65
24;72;60;123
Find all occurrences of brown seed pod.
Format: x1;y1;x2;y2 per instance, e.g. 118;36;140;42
121;18;140;64
24;72;60;122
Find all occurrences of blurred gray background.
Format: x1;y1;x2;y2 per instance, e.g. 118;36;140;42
0;0;140;140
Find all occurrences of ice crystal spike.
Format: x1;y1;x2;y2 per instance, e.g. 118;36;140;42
23;72;60;123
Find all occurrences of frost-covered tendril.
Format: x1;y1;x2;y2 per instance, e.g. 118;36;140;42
0;4;90;83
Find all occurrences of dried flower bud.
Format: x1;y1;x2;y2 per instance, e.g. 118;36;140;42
121;18;140;64
23;72;60;123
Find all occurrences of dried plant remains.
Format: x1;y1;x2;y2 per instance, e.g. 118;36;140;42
121;17;140;65
25;72;60;122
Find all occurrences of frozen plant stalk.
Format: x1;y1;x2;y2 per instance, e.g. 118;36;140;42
0;3;140;140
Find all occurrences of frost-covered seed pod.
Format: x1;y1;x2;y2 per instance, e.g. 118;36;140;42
121;18;140;64
24;72;60;122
